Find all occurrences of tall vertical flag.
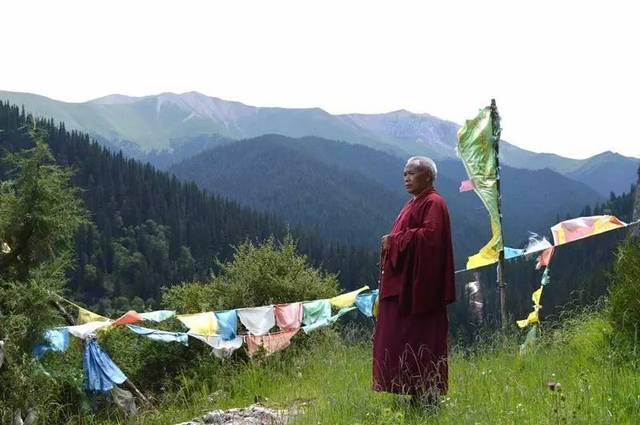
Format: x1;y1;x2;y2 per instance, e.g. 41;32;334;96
456;106;503;269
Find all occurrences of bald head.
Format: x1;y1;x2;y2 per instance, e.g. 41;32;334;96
403;156;436;195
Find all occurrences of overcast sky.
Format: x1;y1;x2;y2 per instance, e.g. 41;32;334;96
2;0;639;159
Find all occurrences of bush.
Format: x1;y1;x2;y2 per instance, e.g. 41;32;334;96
162;235;339;312
608;235;640;344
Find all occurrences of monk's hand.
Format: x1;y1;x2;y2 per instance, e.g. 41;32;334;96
381;234;390;251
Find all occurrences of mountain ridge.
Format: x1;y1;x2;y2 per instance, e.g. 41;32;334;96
2;89;637;195
169;134;603;261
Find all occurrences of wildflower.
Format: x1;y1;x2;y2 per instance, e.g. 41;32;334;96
547;380;562;391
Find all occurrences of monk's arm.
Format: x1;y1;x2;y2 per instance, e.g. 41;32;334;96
386;200;445;268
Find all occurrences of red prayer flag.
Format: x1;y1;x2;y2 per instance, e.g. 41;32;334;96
536;247;555;270
112;310;144;326
459;179;474;192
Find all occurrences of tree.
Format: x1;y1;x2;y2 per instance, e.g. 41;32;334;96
0;129;86;421
162;234;340;312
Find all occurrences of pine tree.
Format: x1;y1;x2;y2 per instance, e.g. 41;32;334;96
0;128;87;421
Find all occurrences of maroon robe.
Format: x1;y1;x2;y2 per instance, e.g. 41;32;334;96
373;187;455;396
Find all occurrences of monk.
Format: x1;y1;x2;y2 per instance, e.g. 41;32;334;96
373;156;456;406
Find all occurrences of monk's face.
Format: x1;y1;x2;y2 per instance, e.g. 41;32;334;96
403;161;432;195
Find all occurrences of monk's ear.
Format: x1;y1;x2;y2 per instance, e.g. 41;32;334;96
425;169;433;184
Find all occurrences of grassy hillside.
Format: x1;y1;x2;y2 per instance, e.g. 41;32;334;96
70;310;639;425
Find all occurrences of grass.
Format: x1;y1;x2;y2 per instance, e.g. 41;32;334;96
73;310;640;425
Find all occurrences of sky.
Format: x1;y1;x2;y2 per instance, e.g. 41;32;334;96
2;0;639;159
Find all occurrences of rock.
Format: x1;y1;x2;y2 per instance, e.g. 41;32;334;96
177;403;296;425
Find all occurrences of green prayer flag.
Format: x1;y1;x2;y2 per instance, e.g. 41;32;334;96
456;106;503;269
519;324;538;354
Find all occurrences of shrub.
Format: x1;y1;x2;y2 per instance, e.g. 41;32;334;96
162;234;339;312
608;235;640;344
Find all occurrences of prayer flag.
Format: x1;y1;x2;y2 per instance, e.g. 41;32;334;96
504;247;524;259
238;306;275;336
456;106;503;269
83;339;127;393
177;312;218;336
245;329;299;357
354;290;379;318
112;310;144;326
551;215;626;245
126;325;188;345
458;179;475;192
140;310;176;322
302;300;331;326
329;286;369;308
274;303;303;331
536;247;555;269
303;306;356;333
215;310;238;340
68;320;113;339
189;333;243;359
33;328;70;359
77;307;109;324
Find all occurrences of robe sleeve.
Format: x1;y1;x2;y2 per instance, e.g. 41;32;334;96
386;199;444;270
386;196;456;314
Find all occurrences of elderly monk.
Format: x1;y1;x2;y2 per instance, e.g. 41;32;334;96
373;156;456;405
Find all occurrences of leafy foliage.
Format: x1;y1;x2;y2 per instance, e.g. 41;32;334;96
580;183;637;223
609;236;640;343
0;130;87;422
162;235;339;312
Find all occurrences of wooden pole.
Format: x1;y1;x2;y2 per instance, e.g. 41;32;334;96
490;99;508;328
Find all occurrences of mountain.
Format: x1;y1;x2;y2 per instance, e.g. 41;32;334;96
0;102;378;303
2;90;636;197
501;145;639;196
169;135;603;261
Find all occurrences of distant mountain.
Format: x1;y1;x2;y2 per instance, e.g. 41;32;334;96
170;135;603;261
500;145;639;196
2;90;637;195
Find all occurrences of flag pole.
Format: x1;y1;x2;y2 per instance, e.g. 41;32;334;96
490;99;508;327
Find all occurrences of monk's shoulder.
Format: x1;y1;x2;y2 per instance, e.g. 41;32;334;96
426;190;448;208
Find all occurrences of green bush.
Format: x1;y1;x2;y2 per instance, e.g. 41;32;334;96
608;235;640;344
162;234;339;312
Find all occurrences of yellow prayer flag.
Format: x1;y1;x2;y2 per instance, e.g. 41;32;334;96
516;308;540;329
373;296;379;318
329;286;369;309
77;307;110;324
532;287;543;307
177;312;218;336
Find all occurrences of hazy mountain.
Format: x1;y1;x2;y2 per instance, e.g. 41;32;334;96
170;135;603;261
500;145;639;196
2;89;636;195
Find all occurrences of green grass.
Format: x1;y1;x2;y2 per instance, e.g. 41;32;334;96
74;311;640;425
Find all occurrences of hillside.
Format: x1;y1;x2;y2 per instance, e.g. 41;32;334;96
1;90;637;196
0;102;378;303
75;311;639;425
170;135;602;258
